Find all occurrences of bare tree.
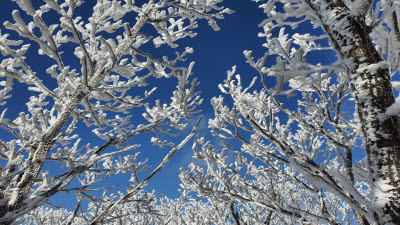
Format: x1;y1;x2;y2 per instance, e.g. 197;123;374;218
180;0;400;224
0;0;232;224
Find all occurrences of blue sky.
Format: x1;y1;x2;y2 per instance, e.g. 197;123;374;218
142;1;272;198
0;0;347;211
136;0;270;199
0;0;271;208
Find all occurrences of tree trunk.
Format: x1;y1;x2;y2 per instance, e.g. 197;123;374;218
306;0;400;223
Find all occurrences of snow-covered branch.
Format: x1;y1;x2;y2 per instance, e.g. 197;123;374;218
0;0;231;224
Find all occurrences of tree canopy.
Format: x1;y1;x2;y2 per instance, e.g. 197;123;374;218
1;0;400;224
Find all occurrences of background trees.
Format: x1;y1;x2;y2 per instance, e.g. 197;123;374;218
0;0;231;224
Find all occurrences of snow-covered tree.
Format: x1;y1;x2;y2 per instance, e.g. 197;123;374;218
180;0;400;224
19;191;234;225
0;0;232;224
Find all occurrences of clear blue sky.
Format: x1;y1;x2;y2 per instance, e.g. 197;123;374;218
142;1;269;198
0;0;334;209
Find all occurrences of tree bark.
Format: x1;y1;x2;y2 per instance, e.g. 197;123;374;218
306;0;400;223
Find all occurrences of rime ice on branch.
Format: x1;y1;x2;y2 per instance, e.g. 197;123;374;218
0;0;231;224
179;0;400;224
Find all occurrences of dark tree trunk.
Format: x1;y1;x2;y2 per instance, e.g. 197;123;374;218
306;0;400;223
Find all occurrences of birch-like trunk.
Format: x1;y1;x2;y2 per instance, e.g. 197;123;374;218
306;0;400;223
